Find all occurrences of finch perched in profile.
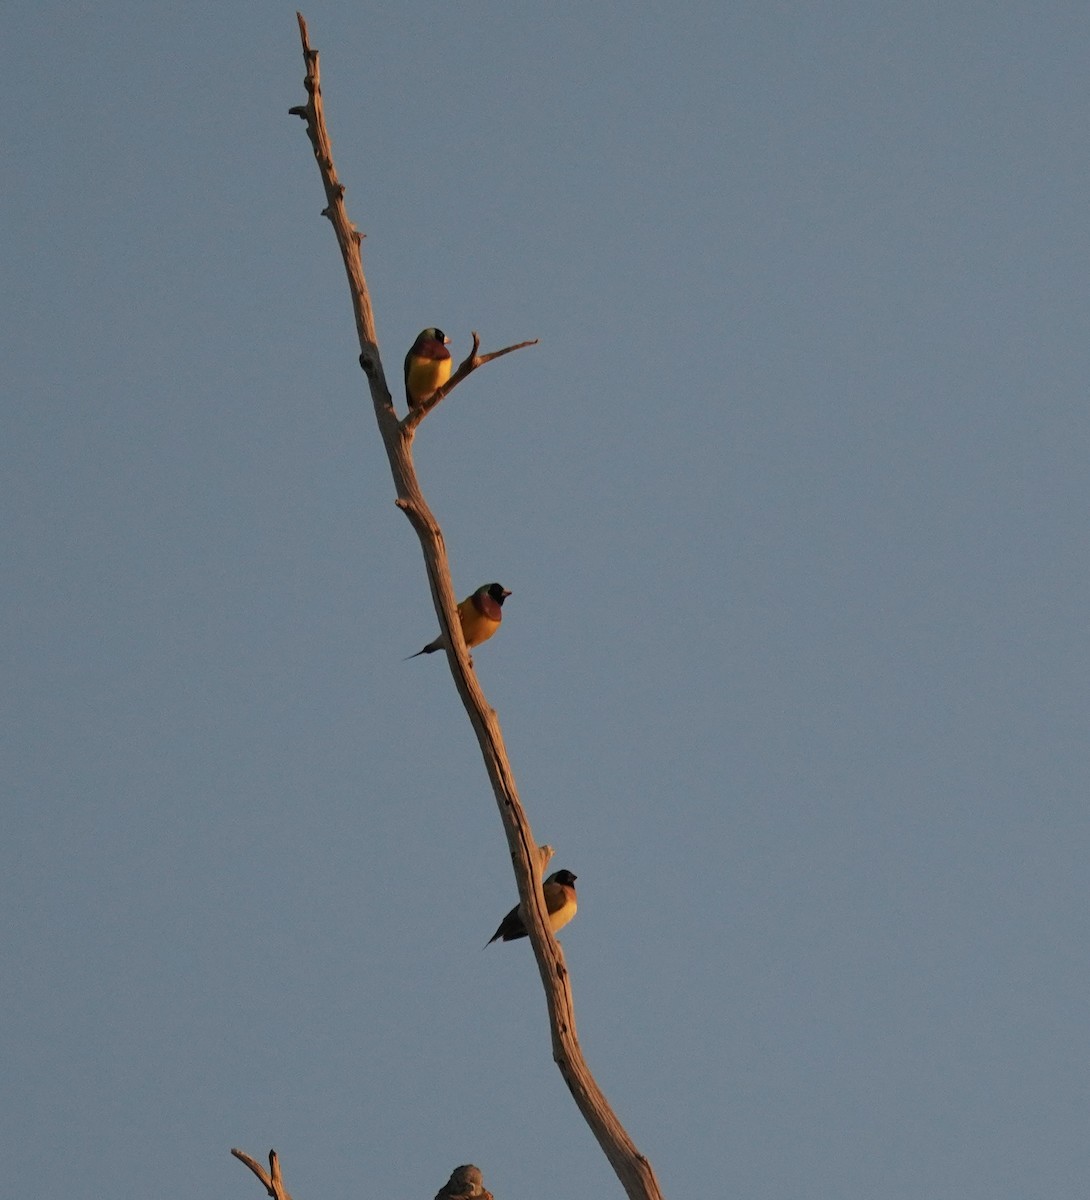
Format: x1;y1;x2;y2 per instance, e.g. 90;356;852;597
486;870;578;946
406;583;511;659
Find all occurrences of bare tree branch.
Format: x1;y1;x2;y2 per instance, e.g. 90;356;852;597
401;330;540;435
231;1148;293;1200
285;14;665;1200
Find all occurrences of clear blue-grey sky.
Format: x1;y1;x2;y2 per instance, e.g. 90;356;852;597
4;3;1088;1198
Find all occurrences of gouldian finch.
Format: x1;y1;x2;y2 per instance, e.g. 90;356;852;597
486;869;578;945
404;327;452;410
407;582;512;659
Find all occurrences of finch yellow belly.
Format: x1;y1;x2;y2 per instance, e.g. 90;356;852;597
405;354;451;405
458;597;501;648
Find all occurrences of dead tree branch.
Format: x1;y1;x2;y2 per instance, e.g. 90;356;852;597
401;331;540;434
231;1148;293;1200
231;1150;497;1200
282;13;665;1200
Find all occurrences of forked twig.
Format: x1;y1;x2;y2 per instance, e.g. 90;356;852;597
401;331;540;434
231;1148;293;1200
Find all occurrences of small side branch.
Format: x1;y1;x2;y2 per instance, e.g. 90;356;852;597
231;1148;293;1200
401;332;540;434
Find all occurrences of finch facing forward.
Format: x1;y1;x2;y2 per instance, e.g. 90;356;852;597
404;327;452;410
407;582;511;659
486;869;578;946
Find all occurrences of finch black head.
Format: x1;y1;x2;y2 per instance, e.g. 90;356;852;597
471;582;511;623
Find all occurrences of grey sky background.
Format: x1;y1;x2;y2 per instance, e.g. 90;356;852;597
4;3;1088;1198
